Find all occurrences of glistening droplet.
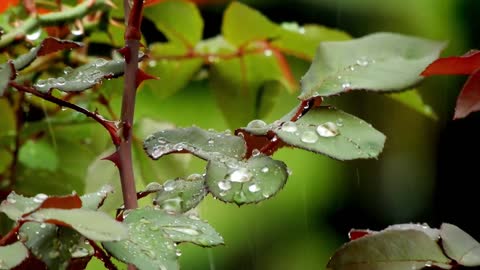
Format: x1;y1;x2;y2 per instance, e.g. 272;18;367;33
316;122;340;138
300;131;318;144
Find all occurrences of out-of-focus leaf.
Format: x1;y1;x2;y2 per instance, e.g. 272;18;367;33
209;53;291;127
327;230;452;270
0;62;13;96
440;223;480;266
33;57;125;93
143;43;203;99
421;50;480;75
0;242;29;269
27;208;128;241
19;222;93;270
222;2;278;46
143;0;203;46
452;69;480;119
206;155;288;205
386;90;437;120
153;175;207;213
272;23;351;60
18;139;58;172
0;99;15;145
299;33;446;99
144;126;246;160
0;151;12;174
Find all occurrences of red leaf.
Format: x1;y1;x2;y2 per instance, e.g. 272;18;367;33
348;229;373;240
38;194;82;210
0;0;19;13
454;68;480;119
421;50;480;76
37;38;83;56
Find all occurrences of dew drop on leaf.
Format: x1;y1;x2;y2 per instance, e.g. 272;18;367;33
248;184;261;193
264;49;273;57
26;28;42;41
229;168;252;183
36;79;46;87
356;57;369;66
261;167;269;173
341;82;351;89
247;119;267;129
56;77;66;86
218;180;232;191
163;180;175;192
300;131;318;144
316;122;340;138
33;193;48;203
281;121;297;133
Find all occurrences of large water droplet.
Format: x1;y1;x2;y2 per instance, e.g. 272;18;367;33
316;122;340;137
251;149;261;157
247;119;267;129
70;24;84;36
163;180;176;192
281;121;297;133
229;168;252;183
36;79;46;87
56;77;66;86
159;197;183;213
26;29;42;41
342;82;351;89
248;184;261;193
218;180;232;191
336;118;344;127
176;249;182;257
300;131;318;144
33;193;48;203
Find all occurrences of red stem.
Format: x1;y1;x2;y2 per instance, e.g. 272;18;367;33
9;82;121;146
88;240;118;270
0;221;25;246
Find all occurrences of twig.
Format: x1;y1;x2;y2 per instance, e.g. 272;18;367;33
88;239;118;270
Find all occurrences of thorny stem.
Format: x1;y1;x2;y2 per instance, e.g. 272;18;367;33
9;82;121;146
88;239;118;270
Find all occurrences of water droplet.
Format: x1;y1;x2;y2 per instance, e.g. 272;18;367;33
262;192;270;198
218;180;231;191
63;67;73;75
146;182;162;191
248;184;261;193
71;25;84;36
157;138;166;145
207;139;214;144
159;197;182;213
61;107;67;111
356;57;369;66
264;49;273;57
17;232;28;242
150;225;160;231
300;131;318;144
281;121;297;133
247;119;267;129
229;168;252;183
336;118;344;127
33;193;48;203
176;249;182;256
71;247;90;258
316;122;340;138
56;77;66;86
40;223;47;228
26;28;42;41
342;82;351;89
261;167;269;173
165;226;200;236
349;66;355;71
36;79;46;87
94;58;108;67
163;180;176;192
7;197;16;204
48;250;60;258
251;149;261;157
174;143;185;151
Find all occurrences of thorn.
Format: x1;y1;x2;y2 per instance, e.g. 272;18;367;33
102;151;120;167
118;46;131;63
136;69;158;88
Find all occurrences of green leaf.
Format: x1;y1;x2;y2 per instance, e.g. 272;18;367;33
33;57;127;93
0;192;43;220
144;126;246;160
19;222;93;270
0;242;29;269
385;90;437;120
143;0;203;46
80;185;114;210
153;175;207;214
27;208;128;241
222;2;279;46
0;99;15;145
206;155;288;205
243;106;386;160
209;53;290;127
143;43;203;99
18;139;59;172
299;32;446;99
327;230;452;270
440;223;480;266
272;23;351;60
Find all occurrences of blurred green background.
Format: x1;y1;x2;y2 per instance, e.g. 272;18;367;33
2;0;480;269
